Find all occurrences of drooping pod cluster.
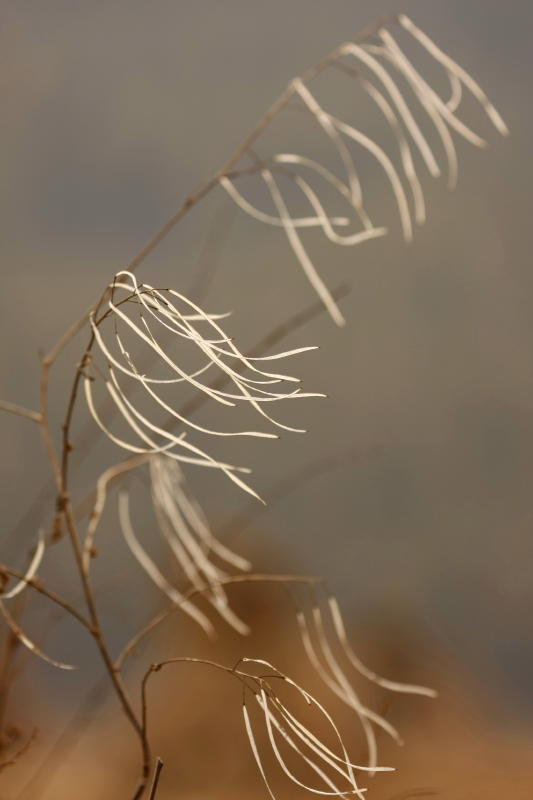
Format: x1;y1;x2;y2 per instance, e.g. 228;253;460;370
220;14;508;325
294;590;436;773
85;270;323;499
118;457;252;636
239;657;393;800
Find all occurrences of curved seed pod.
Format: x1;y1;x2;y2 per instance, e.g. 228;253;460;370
398;14;508;136
327;595;436;698
219;176;351;229
1;531;45;600
149;457;251;635
239;659;393;799
0;601;77;671
118;489;215;636
341;42;440;178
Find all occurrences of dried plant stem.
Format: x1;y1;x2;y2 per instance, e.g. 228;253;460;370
147;757;164;800
0;401;41;424
61;503;152;797
38;336;153;796
116;573;322;671
0;566;90;631
0;602;23;745
140;657;251;741
60;337;95;492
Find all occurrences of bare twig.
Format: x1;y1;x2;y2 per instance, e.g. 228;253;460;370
0;401;41;424
0;565;91;631
115;573;322;670
147;758;164;800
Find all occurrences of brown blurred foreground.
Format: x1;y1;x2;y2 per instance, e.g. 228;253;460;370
2;586;533;800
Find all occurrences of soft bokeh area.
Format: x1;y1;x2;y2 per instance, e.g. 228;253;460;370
1;1;533;797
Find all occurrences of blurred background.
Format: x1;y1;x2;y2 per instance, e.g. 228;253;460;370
1;0;533;797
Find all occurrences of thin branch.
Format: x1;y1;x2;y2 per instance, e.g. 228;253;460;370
147;758;164;800
0;565;91;631
115;573;322;670
0;401;41;424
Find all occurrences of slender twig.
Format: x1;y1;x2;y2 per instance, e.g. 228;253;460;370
62;504;151;782
38;325;153;796
140;657;253;744
0;566;91;631
115;573;322;671
0;401;41;424
147;757;164;800
0;597;26;744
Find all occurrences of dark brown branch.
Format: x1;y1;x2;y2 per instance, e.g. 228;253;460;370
147;758;164;800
